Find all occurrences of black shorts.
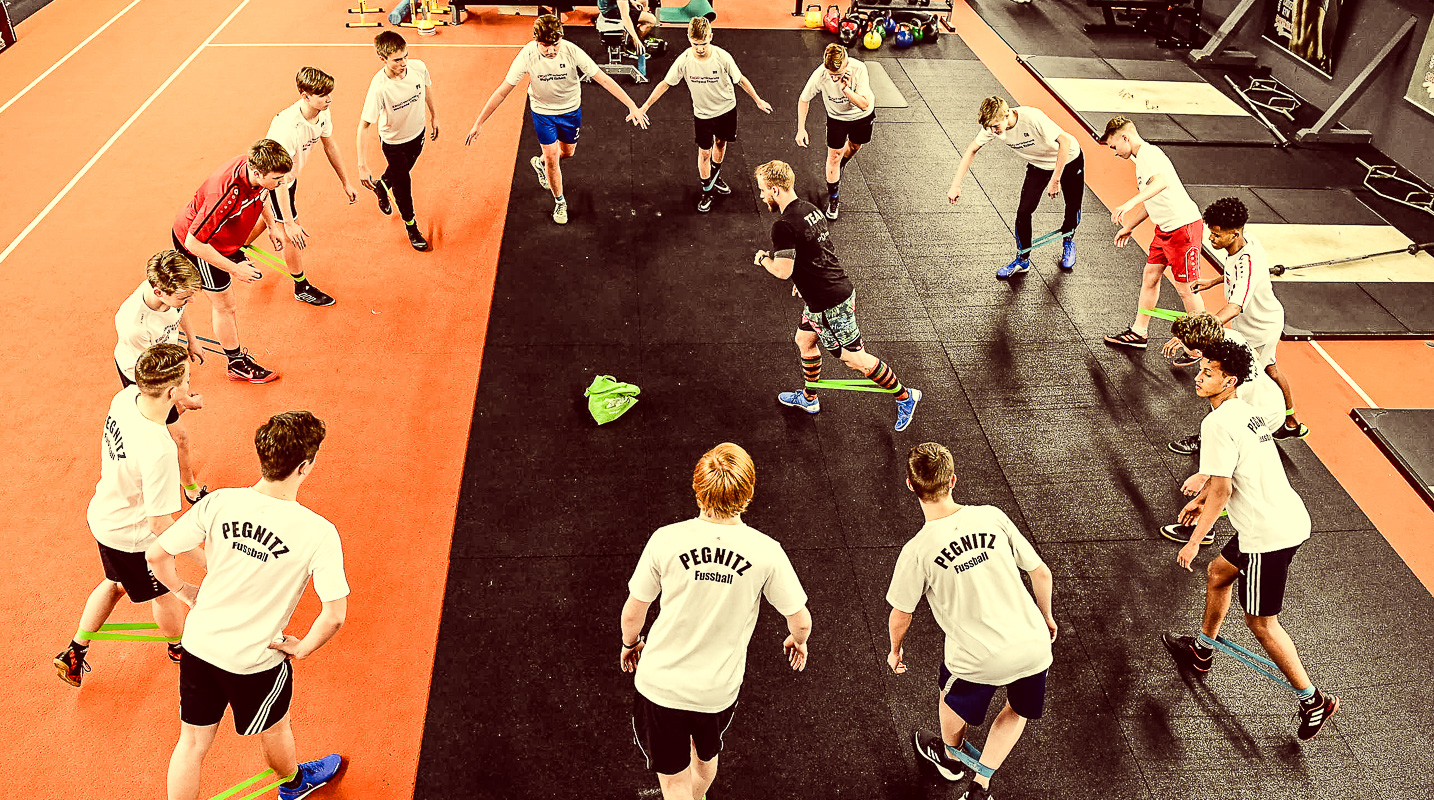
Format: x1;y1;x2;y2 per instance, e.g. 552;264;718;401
266;180;299;224
116;361;181;424
632;692;736;775
96;540;169;603
1220;534;1301;618
171;231;245;293
826;111;875;151
938;663;1047;726
694;108;737;149
180;652;293;735
600;0;643;28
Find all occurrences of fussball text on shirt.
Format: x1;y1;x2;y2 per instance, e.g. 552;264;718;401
933;533;998;572
222;520;292;562
681;546;752;585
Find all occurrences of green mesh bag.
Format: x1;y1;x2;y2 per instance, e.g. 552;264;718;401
585;375;641;425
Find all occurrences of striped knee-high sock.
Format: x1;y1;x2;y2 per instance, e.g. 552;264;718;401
802;354;822;399
867;359;909;401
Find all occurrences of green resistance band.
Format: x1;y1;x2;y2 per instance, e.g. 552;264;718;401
1016;228;1064;256
804;379;898;394
1139;307;1186;321
208;768;296;800
242;244;297;279
79;622;180;642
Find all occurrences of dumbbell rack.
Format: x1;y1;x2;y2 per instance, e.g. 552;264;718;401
794;0;954;27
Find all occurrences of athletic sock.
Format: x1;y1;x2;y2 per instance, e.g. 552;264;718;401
555;195;566;205
223;347;242;363
1297;686;1321;707
405;218;417;227
70;640;89;658
1193;639;1213;659
801;354;822;399
867;360;907;401
290;271;307;285
827;180;839;199
281;772;304;790
1131;323;1149;337
704;163;722;192
183;482;200;493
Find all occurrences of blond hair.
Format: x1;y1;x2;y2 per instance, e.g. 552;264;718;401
374;30;407;59
978;97;1009;127
693;443;755;518
1170;312;1227;350
688;16;711;41
135;344;189;396
247;139;293;175
1100;115;1135;143
296;66;335;96
906;443;955;502
755;160;795;193
147;250;201;295
823;43;846;73
534;14;563;44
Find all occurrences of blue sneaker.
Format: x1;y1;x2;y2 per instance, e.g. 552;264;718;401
894;388;922;432
996;258;1030;279
778;391;820;414
1060;238;1076;270
278;754;343;800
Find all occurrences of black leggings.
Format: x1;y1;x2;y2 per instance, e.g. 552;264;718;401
1015;151;1084;252
381;131;425;222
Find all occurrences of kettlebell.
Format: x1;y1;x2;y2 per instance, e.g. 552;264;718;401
884;13;897;35
863;27;882;50
895;23;914;48
823;4;841;33
804;3;822;28
911;22;924;42
838;13;863;47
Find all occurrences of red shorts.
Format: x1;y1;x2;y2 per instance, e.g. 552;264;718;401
1148;219;1204;283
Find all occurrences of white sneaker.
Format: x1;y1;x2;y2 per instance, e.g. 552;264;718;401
552;200;568;225
531;155;550;190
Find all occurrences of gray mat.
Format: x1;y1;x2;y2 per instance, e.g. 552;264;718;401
866;61;909;109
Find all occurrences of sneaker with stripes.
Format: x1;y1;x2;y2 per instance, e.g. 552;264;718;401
1296;692;1340;740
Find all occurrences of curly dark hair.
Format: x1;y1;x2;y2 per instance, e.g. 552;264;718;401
1201;339;1254;386
1202;197;1249;230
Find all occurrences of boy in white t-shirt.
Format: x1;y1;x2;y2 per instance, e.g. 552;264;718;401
148;410;350;800
887;443;1057;800
55;344;196;687
357;31;440;252
1182;197;1308;440
796;44;875;220
253;67;358;307
637;17;771;213
1162;339;1339;742
1100;117;1206;355
466;15;649;225
619;443;811;800
114;251;208;504
948;97;1085;278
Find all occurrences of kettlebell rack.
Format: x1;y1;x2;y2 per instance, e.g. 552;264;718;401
794;0;954;28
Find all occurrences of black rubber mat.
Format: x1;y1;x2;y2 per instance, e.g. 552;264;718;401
1279;282;1434;339
1352;408;1434;511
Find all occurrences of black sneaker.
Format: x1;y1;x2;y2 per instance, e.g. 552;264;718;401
697;192;713;213
966;782;993;800
167;642;184;663
912;730;964;782
295;283;336;306
374;181;392;216
1271;421;1310;440
1162;632;1214;672
1104;327;1149;349
1168;434;1200;455
1171;352;1201;368
711;177;731;195
54;646;90;687
825;195;840;220
1161;524;1215;545
1296;692;1340;740
183;484;210;504
406;223;430;252
226;351;280;384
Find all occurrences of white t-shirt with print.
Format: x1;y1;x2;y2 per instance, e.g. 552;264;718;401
799;60;874;122
973;106;1080;171
886;505;1052;685
1132;143;1201;231
266;100;333;179
1215;234;1285;353
87;386;180;551
506;41;600;116
158;488;350;675
113;282;183;381
1198;396;1311;553
361;59;432;145
664;45;744;119
1223;329;1285;424
629;517;807;713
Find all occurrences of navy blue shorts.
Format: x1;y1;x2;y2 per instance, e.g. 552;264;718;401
938;663;1047;726
533;108;582;146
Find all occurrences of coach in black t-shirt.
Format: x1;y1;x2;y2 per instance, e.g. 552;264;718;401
752;160;921;432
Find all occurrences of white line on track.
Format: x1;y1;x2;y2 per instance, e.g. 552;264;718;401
0;0;146;117
0;1;251;268
206;42;523;47
1309;340;1380;408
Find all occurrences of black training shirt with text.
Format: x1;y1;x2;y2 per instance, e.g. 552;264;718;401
771;199;852;313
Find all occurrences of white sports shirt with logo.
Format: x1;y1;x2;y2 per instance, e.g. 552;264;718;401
361;59;432;145
664;45;744;119
505;41;600;116
113;282;183;382
266;100;333;179
1214;233;1285;356
886;505;1052;685
629;517;807;713
158;487;349;675
1223;328;1285;423
799;59;873;122
87;386;180;551
1198;396;1311;554
973;106;1079;170
1132;143;1201;231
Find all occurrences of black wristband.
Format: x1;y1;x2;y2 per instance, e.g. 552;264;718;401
622;635;644;649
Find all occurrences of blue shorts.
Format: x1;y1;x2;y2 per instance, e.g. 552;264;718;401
938;663;1048;726
533;108;582;146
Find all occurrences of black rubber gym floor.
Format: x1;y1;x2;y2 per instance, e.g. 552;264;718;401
416;28;1434;800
